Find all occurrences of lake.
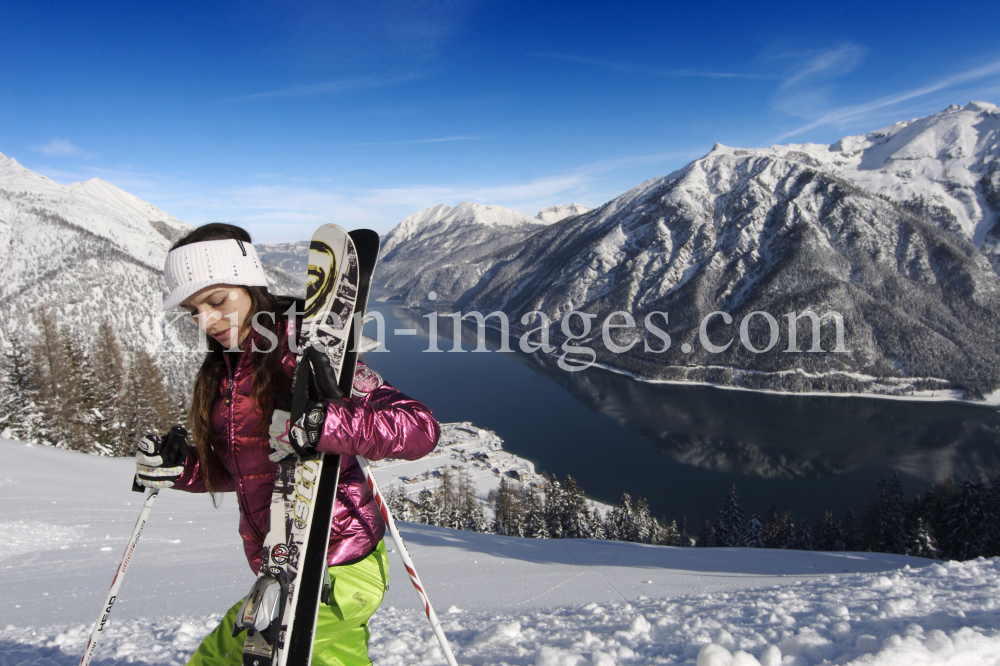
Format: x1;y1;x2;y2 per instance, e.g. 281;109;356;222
362;304;1000;528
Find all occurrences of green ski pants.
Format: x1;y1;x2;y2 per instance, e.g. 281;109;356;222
186;540;389;666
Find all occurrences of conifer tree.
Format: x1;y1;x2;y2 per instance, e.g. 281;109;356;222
763;506;783;548
0;338;35;441
815;511;847;551
717;485;745;547
417;488;438;526
798;521;816;551
776;512;797;549
90;318;129;455
862;475;909;554
743;510;765;548
697;520;715;547
521;486;548;538
906;516;940;559
942;477;987;560
589;507;606;540
842;509;860;551
605;493;636;542
634;497;655;544
492;477;523;536
662;520;680;547
678;518;692;547
561;476;592;539
543;476;566;539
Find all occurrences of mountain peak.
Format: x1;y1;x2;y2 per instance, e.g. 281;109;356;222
535;203;592;224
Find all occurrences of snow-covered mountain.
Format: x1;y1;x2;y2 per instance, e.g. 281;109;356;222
759;101;1000;266
374;201;552;306
0;153;302;392
372;103;1000;396
535;202;591;224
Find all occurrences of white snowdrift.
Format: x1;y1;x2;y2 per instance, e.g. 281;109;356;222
1;438;998;665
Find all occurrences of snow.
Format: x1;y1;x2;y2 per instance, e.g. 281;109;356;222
535;204;592;224
381;201;546;257
3;437;999;665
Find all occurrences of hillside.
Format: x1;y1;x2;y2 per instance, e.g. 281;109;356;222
0;153;302;393
3;437;997;666
373;201;553;306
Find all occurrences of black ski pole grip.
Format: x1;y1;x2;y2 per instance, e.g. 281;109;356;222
132;475;145;493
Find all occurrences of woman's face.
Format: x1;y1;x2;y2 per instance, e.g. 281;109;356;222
180;285;253;347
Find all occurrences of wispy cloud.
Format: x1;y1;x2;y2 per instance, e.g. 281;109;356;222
225;71;424;102
535;53;782;80
343;135;490;146
782;43;867;88
771;60;1000;142
35;139;90;157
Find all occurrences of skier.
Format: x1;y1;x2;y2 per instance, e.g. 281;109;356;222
134;223;440;665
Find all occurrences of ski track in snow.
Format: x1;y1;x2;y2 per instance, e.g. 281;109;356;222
3;439;1000;665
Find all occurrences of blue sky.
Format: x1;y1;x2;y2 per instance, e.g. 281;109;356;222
2;0;999;242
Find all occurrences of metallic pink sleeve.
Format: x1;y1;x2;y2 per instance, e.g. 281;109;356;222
316;384;440;461
171;450;237;494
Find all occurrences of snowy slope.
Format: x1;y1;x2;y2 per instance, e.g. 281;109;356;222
0;153;303;392
374;202;551;306
535;203;592;224
5;437;1000;666
768;102;1000;257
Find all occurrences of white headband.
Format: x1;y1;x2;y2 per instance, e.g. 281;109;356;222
162;238;269;311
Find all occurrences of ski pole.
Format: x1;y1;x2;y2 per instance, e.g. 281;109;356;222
79;486;159;666
356;455;459;666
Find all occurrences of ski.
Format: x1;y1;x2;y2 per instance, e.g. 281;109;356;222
236;225;379;666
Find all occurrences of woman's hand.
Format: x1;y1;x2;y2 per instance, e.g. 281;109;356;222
268;391;328;462
135;427;189;488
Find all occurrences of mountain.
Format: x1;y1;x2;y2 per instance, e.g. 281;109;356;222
375;103;1000;396
254;240;309;287
535;203;591;224
373;201;552;306
0;152;303;393
759;101;1000;266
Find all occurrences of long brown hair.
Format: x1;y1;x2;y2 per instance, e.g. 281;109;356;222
173;223;292;494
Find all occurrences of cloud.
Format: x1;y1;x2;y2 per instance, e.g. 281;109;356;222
225;70;425;102
771;59;1000;142
36;139;89;157
343;135;490;146
535;53;782;80
782;43;867;88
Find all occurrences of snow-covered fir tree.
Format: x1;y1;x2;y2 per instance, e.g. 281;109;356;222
716;485;745;547
605;493;636;542
743;510;765;548
560;476;592;539
907;516;940;559
520;486;548;538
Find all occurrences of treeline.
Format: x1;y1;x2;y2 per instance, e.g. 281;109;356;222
0;308;182;455
385;468;1000;561
385;470;692;546
699;474;1000;560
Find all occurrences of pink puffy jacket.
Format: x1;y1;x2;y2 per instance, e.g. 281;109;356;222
173;322;440;574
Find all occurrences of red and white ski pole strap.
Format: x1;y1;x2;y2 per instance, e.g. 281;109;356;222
79;488;159;666
356;456;459;666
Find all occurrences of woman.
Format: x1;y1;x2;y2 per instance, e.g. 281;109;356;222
134;223;439;666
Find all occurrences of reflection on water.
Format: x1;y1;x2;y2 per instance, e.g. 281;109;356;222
519;352;1000;483
365;304;1000;525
